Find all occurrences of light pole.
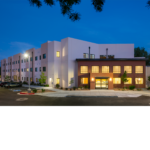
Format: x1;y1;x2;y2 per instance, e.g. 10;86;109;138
24;53;31;93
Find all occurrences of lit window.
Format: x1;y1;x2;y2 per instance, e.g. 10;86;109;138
27;68;29;72
124;66;132;73
113;66;121;73
81;78;88;84
102;66;109;73
113;78;121;84
135;78;143;84
92;66;99;73
30;78;32;82
36;78;38;82
80;66;88;73
56;51;60;57
135;66;143;73
56;78;60;84
124;78;132;84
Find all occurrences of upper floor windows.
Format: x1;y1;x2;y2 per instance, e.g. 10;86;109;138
39;55;41;60
21;60;23;63
80;66;88;73
35;56;38;61
90;54;95;59
43;67;46;72
102;66;109;73
35;68;38;72
135;66;143;73
92;66;99;73
56;51;60;57
124;66;132;73
43;54;46;59
30;57;33;61
30;68;33;72
39;67;41;72
113;66;121;73
83;53;89;58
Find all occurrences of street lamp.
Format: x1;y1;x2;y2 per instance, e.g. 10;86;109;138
24;53;31;93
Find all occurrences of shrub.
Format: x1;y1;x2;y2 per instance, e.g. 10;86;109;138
32;89;37;93
129;85;135;90
31;81;34;85
44;84;49;87
147;87;150;90
56;84;60;88
84;85;89;89
23;81;28;84
73;86;76;90
65;88;68;90
42;89;45;92
79;86;82;89
61;87;63;89
137;88;141;91
70;88;72;91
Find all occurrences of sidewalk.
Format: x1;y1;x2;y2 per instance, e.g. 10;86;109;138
22;85;150;98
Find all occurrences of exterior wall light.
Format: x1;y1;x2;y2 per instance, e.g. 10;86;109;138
109;78;112;81
92;78;94;81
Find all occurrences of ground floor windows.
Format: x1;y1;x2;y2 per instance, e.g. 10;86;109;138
95;79;108;89
135;78;143;84
56;78;60;84
30;78;32;82
92;66;99;73
124;78;132;84
102;66;109;73
36;78;38;82
81;78;88;84
80;66;88;73
113;78;121;84
13;75;17;81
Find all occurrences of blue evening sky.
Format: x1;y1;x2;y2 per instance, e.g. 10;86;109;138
0;0;150;60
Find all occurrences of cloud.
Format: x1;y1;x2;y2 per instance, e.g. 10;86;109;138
9;42;36;51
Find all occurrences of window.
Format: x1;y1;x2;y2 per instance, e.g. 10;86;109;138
18;76;20;80
102;66;109;73
90;54;95;59
24;59;26;63
124;66;132;73
18;69;20;72
83;53;89;58
22;69;23;72
92;66;99;73
56;51;60;57
24;68;26;72
18;60;20;63
21;60;23;63
39;55;41;60
35;68;38;72
124;78;132;84
80;66;88;73
81;78;88;84
30;68;33;72
27;68;29;72
56;78;60;84
135;78;143;84
10;62;11;65
16;61;17;64
113;66;121;73
43;67;46;72
113;78;121;84
35;56;38;61
30;57;33;61
39;67;41;72
135;66;143;73
36;78;38;82
43;54;46;59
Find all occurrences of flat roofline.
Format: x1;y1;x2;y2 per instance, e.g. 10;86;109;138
76;58;148;61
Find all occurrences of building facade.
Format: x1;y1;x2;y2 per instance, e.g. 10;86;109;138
1;37;147;89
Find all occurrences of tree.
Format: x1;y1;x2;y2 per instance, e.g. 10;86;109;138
121;71;128;88
148;76;150;82
39;72;47;84
69;78;74;88
28;0;150;21
28;0;105;21
4;75;11;82
134;47;150;65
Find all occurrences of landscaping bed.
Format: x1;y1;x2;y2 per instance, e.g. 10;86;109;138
114;88;142;91
21;89;55;94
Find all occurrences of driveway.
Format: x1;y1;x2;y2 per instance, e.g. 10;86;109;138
23;85;150;98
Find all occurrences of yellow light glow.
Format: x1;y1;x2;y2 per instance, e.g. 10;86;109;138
92;78;94;81
24;53;28;58
110;78;112;81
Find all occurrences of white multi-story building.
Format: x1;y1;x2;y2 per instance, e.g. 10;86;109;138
1;37;140;88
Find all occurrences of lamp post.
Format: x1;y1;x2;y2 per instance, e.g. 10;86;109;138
24;53;31;93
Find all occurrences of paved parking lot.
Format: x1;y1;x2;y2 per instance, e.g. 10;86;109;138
0;87;150;106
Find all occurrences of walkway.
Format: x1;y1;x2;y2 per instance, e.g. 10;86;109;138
22;85;150;98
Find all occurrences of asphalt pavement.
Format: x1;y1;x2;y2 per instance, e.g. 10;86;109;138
0;87;150;106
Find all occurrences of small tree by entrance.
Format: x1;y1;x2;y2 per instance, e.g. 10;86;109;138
69;79;74;88
39;72;47;85
121;71;128;88
4;75;11;82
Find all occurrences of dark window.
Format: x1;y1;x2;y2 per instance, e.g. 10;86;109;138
10;62;11;65
21;60;23;63
43;67;46;72
24;68;26;72
35;68;38;72
35;56;38;61
24;59;26;63
43;54;46;59
30;57;33;61
18;60;20;63
39;67;41;72
39;55;41;60
22;69;23;72
30;68;33;72
18;69;20;72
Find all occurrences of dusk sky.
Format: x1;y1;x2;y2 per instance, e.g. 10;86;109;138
0;0;150;60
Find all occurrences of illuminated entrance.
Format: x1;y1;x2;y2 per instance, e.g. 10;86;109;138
95;78;108;89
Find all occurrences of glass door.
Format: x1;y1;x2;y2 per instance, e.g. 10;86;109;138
95;79;108;89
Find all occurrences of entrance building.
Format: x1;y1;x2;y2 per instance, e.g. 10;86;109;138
76;58;146;90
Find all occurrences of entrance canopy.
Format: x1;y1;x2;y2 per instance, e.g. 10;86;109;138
95;77;109;79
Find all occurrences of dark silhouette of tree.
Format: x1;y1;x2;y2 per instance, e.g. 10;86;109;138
28;0;105;21
147;0;150;8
